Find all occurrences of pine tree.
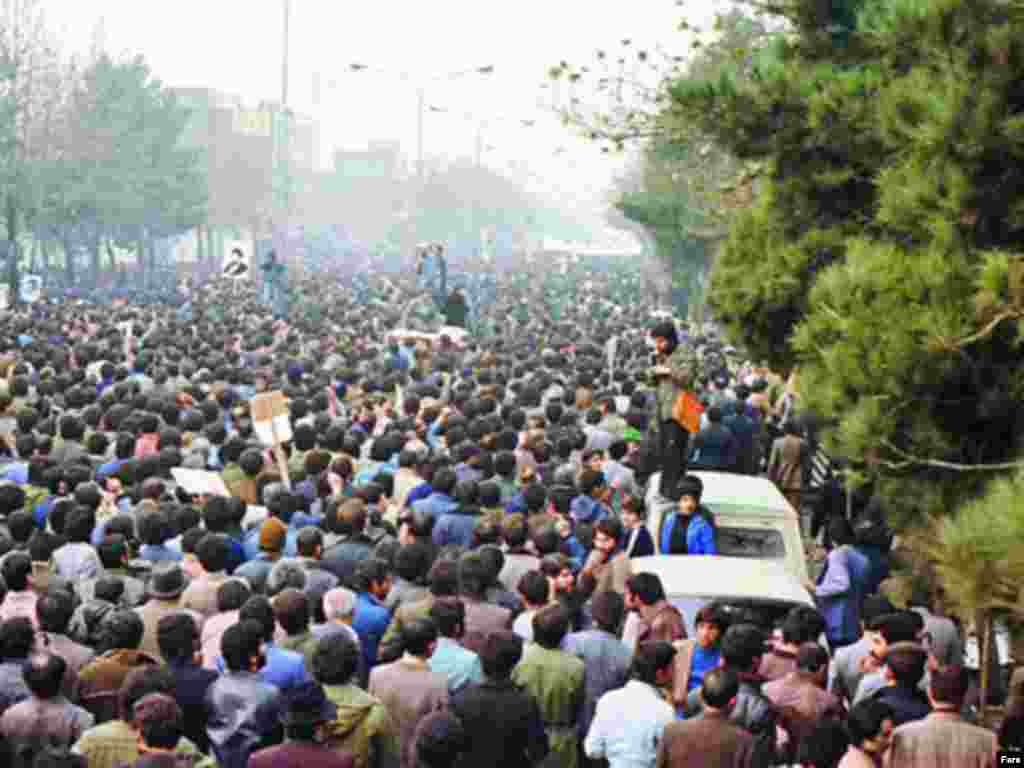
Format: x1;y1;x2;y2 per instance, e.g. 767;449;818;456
667;0;1024;525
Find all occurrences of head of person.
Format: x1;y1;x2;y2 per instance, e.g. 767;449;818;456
402;617;439;660
429;598;467;641
796;642;830;688
258;517;288;557
590;591;625;635
133;693;184;754
220;619;266;673
869;611;921;664
700;666;741;713
156;613;201;666
794;716;849;768
312;631;361;687
624;572;666;612
1;552;32;592
532;604;570;650
631;640;676;689
592;516;623;557
22;652;67;701
36;592;75;636
928;664;970;711
845;699;895;756
98;610;145;654
517;571;550;610
650;321;678;356
676;475;703;515
694;603;727;650
322;587;356;625
353;557;392;601
273;589;311;637
119;665;176;724
882;642;928;690
415;712;469;768
720;623;769;675
280;682;337;744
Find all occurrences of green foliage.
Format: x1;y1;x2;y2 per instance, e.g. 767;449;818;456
656;0;1024;527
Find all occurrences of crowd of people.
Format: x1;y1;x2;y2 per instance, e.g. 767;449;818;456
0;258;1013;768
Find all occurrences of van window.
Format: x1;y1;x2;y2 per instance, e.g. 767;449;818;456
717;527;786;559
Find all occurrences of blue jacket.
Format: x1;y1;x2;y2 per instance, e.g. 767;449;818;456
688;424;738;472
659;513;717;556
813;544;871;646
432;508;480;549
412;491;458;520
570;495;611;525
352;592;392;670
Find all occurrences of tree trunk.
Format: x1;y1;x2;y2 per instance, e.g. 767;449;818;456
90;239;102;288
979;610;992;725
62;235;76;287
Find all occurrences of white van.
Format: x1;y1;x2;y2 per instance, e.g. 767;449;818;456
645;471;809;583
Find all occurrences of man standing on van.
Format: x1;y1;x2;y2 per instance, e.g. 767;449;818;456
649;322;703;501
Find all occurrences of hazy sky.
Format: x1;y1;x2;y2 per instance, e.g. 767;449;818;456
39;0;717;231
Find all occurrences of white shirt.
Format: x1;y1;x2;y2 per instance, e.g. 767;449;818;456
585;680;674;768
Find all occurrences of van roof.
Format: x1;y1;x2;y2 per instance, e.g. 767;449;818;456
631;555;812;606
691;471;796;519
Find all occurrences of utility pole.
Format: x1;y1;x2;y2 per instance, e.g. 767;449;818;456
282;0;290;108
416;87;425;187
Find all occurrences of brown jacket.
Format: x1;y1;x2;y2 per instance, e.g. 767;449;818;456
758;646;798;682
180;572;229;619
763;671;844;757
460;596;512;656
135;600;205;663
368;654;448;768
582;550;632;595
637;601;687;646
656;710;755;768
885;711;997;768
78;649;160;722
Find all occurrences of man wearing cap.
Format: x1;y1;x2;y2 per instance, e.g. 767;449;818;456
236;517;289;595
648;321;701;501
135;563;204;663
249;682;353;768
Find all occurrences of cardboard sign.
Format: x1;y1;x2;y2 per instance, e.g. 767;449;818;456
251;391;292;447
171;468;230;497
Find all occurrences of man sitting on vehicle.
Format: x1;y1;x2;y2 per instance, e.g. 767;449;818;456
658;475;717;556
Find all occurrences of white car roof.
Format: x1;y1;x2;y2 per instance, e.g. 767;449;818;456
630;555;813;606
690;471;795;517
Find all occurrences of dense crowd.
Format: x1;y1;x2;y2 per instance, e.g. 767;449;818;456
0;261;1014;768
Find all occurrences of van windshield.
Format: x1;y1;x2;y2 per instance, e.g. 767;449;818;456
716;526;786;559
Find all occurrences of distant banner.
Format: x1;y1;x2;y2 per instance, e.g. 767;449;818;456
232;109;272;137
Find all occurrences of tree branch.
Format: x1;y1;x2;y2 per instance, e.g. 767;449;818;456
932;308;1024;351
880;438;1024;472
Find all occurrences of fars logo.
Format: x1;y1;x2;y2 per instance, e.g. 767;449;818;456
1000;749;1023;765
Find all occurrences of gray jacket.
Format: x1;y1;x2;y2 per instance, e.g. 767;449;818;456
205;671;282;768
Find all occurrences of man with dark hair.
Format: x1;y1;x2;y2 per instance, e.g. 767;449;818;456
581;516;632;595
686;623;779;766
274;589;318;668
512;604;584;768
35;591;95;688
156;613;217;753
411;467;458;522
887;664;996;767
352;558;394;671
79;535;146;607
669;603;726;712
321;499;375;587
136;563;202;663
760;606;825;682
77;610;159;723
570;469;612;526
804;516;870;650
368;617;448;768
379;559;458;665
853;610;927;705
584;641;675;768
0;553;38;629
313;633;399;768
52;507;102;581
865;642;931;726
236;517;289;595
248;682;353;768
206;620;283;768
73;665;203;768
427;598;482;695
564;590;632;745
413;712;468;768
181;534;231;618
658;667;756;768
625;571;686;647
831;594;896;707
235;596;308;693
763;643;843;761
386;542;432;613
450;630;548;768
0;652;94;758
648;321;700;500
497;514;540;593
456;551;512;655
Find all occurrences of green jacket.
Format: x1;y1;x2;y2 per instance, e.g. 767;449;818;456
323;684;400;768
512;645;585;768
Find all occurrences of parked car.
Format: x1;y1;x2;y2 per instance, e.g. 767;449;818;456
625;554;815;640
645;470;810;582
